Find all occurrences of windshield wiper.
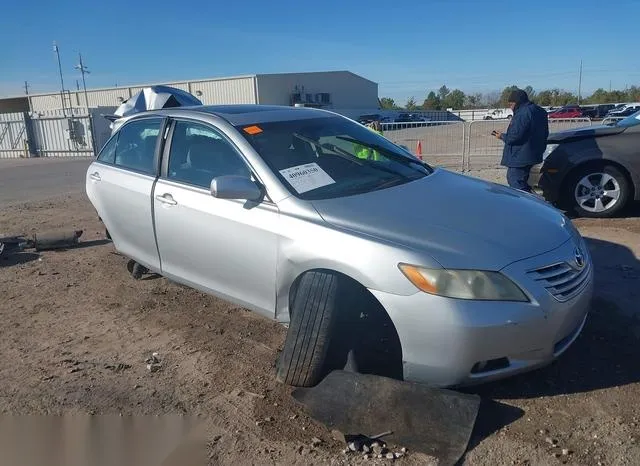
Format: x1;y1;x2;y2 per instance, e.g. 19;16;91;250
335;136;431;170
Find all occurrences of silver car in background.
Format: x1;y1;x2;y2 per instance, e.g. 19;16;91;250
86;105;593;388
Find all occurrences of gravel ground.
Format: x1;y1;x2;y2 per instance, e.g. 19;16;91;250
1;165;639;465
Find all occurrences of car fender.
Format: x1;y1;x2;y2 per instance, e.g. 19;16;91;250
272;219;438;324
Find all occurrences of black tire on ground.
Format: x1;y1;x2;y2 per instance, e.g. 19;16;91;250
276;270;346;387
564;164;631;218
507;114;512;119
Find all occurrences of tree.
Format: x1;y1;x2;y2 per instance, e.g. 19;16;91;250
499;85;519;106
422;91;441;110
464;92;483;109
443;89;465;109
405;96;418;110
379;97;398;109
437;85;450;102
484;91;501;107
523;85;536;101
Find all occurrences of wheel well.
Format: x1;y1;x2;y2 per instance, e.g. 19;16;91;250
561;159;636;201
288;268;404;380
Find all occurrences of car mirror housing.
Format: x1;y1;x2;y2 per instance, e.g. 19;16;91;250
210;175;263;201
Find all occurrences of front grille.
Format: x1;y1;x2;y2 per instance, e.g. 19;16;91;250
528;259;591;302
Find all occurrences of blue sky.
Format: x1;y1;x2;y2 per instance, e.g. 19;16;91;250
1;0;638;105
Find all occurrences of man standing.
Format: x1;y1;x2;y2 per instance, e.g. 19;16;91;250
492;89;549;192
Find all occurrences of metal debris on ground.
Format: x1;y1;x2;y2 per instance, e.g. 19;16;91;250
1;230;84;257
145;352;162;372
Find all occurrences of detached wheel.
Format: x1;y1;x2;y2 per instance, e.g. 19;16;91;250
566;165;630;218
276;271;347;387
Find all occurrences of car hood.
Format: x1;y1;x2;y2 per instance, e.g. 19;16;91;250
548;124;625;142
311;169;572;270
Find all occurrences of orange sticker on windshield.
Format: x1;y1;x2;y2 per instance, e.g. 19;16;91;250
243;125;263;135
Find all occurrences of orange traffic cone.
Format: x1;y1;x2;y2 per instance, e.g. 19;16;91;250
416;141;423;160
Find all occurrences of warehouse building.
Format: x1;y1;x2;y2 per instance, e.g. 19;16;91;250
0;71;380;118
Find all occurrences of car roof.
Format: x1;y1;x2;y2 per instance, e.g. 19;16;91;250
126;104;337;126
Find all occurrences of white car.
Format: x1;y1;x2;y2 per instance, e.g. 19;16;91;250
483;108;513;120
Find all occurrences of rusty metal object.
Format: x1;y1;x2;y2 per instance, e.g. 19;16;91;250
32;230;83;251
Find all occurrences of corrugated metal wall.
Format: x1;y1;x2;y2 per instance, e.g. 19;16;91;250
188;77;257;104
26;78;257;111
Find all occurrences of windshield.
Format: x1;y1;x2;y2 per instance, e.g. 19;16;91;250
237;116;432;200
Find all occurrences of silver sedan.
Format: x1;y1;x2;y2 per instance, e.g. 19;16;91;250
86;105;593;388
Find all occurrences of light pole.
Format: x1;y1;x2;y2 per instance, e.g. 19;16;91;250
74;53;90;109
53;41;67;116
577;60;583;105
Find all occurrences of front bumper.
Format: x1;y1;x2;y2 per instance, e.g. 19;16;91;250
371;238;593;387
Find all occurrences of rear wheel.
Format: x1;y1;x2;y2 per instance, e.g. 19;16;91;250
565;165;630;218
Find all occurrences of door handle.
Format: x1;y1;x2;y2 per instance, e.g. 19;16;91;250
155;193;177;206
89;172;101;181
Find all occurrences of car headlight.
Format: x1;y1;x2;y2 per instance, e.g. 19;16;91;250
398;264;529;302
542;144;559;161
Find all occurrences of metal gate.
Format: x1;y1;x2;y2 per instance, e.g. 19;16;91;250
0;109;98;159
0;113;29;159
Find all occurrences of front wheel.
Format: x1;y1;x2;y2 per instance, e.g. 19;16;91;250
276;271;344;387
565;165;630;218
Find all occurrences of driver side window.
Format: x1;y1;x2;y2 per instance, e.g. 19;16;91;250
167;121;251;189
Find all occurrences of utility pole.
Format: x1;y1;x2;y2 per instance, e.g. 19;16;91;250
74;52;91;109
53;41;68;117
24;81;29;95
609;80;612;92
577;60;583;105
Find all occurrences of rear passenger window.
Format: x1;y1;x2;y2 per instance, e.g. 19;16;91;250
97;134;117;164
113;119;162;175
167;121;250;189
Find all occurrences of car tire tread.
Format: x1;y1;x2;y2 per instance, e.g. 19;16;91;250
276;271;340;387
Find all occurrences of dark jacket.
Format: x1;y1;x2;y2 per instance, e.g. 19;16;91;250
500;101;549;167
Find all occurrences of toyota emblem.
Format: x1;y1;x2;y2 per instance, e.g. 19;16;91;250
574;247;585;268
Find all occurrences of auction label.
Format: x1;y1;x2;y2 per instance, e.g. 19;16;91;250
279;163;336;194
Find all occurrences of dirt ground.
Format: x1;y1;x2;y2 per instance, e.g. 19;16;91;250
1;187;640;465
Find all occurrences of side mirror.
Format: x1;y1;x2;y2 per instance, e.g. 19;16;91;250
210;175;263;201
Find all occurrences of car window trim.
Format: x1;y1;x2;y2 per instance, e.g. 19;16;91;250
94;115;168;178
160;117;275;204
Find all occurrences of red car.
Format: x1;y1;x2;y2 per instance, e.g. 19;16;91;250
548;107;584;119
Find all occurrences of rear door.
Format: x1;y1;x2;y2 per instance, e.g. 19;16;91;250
152;119;279;316
86;117;166;271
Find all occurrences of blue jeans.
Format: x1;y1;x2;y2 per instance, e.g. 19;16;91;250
506;166;533;192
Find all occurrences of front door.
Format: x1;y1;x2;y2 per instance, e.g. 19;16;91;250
153;119;279;316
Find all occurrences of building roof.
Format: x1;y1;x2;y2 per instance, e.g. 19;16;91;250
1;70;377;100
